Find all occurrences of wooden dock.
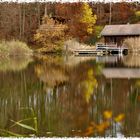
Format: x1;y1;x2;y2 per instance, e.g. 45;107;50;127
74;45;128;56
74;49;107;56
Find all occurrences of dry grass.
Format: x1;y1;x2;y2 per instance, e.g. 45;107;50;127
64;39;96;53
0;40;33;56
123;37;140;52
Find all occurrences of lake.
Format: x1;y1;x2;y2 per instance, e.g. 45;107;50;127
0;54;140;137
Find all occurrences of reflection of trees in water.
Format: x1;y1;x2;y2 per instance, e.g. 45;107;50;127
0;63;40;134
123;79;140;137
35;63;68;88
34;57;100;136
123;54;140;67
1;55;140;136
96;77;140;137
0;56;33;72
0;55;102;136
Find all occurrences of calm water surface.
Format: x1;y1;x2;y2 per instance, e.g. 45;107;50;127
0;54;140;137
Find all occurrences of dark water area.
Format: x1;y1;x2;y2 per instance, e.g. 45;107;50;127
0;54;140;137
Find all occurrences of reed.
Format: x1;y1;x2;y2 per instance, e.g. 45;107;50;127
0;108;38;137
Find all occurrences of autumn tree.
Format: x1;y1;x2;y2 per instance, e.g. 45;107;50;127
54;3;97;42
70;3;97;42
34;15;68;53
111;3;134;24
80;3;97;34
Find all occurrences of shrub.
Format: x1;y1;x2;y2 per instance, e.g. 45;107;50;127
34;16;68;53
0;40;33;56
123;37;140;51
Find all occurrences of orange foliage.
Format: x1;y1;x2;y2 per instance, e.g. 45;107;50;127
54;3;96;42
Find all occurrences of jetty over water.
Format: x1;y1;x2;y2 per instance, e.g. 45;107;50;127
74;44;128;56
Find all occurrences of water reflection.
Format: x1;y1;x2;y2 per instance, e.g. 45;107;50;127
0;54;140;137
0;56;33;72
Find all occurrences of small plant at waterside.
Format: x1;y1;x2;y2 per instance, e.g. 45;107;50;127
34;16;68;53
0;40;33;57
0;108;38;137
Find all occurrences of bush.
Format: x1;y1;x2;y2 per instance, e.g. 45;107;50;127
0;40;33;56
34;16;68;53
123;37;140;51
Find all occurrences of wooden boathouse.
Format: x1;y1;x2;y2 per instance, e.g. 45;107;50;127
101;24;140;46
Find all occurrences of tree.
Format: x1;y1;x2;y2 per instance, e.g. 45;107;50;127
80;3;97;35
34;15;68;53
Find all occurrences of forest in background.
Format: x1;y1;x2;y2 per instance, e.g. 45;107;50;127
0;2;140;45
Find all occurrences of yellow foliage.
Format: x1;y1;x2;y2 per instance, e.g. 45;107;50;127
103;111;112;120
87;69;94;77
135;80;140;87
114;114;125;122
80;3;97;34
82;111;125;136
34;16;68;52
34;33;42;41
83;69;97;103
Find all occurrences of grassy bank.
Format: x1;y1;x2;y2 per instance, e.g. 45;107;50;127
0;40;33;57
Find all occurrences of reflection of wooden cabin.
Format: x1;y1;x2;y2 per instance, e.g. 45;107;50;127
103;68;140;79
101;24;140;46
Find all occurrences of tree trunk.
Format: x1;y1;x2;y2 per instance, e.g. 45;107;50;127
45;4;47;16
38;3;40;26
22;4;25;39
109;2;112;25
19;4;22;39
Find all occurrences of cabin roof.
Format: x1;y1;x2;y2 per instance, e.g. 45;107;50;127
101;24;140;36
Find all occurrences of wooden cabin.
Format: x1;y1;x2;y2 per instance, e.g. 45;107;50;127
101;24;140;46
